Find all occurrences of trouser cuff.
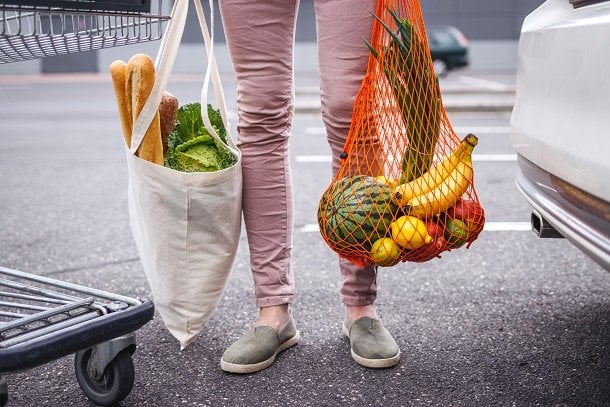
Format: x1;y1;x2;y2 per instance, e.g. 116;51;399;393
256;295;293;308
340;294;376;306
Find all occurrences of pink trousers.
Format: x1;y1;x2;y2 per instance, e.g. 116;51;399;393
220;0;378;308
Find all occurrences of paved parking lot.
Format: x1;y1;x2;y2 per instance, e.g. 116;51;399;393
0;71;608;406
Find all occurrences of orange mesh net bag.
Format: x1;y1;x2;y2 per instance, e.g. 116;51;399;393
317;0;485;268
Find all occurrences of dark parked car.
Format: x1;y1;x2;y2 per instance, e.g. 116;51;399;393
427;26;469;76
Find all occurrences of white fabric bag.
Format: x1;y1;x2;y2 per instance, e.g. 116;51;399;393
126;0;242;350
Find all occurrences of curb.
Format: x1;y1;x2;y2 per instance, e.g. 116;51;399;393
294;85;515;113
294;98;515;114
444;103;514;113
296;85;516;96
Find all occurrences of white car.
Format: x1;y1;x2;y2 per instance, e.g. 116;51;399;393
510;0;610;271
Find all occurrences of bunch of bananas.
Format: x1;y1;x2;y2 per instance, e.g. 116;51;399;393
392;134;478;217
369;134;480;267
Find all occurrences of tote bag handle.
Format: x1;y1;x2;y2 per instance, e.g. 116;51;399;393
130;0;238;157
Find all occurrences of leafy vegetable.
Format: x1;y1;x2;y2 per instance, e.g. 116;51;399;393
164;103;237;172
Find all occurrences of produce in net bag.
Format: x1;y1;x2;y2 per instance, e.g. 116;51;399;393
317;1;485;268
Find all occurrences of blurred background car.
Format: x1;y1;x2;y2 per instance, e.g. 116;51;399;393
510;0;610;271
427;25;469;77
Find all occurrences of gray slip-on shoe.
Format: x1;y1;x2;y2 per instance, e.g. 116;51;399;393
342;316;400;368
220;315;300;374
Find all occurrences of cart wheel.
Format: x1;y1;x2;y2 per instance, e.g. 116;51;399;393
74;348;135;406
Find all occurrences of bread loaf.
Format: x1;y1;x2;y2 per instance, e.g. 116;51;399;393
126;53;163;165
109;60;132;147
159;91;179;154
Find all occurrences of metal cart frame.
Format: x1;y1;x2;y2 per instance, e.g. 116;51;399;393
0;267;155;406
0;1;169;405
0;0;170;64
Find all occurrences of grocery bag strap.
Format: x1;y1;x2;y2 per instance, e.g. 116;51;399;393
193;0;239;154
131;0;237;156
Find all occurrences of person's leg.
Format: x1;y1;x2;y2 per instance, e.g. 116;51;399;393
315;0;400;368
314;0;378;322
219;0;299;373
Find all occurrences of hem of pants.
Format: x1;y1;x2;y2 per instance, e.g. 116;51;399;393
341;294;376;306
256;295;293;308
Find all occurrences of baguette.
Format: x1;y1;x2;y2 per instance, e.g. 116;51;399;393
159;91;179;154
109;60;132;148
126;53;163;165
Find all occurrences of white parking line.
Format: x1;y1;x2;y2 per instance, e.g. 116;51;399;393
483;222;531;231
456;75;512;92
295;154;517;163
304;127;327;135
295;155;331;163
472;154;517;162
300;221;531;233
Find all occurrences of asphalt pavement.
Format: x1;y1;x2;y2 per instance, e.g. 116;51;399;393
0;68;609;407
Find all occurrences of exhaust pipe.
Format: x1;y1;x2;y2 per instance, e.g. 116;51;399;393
531;211;564;238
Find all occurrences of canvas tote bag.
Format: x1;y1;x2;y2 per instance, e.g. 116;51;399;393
125;0;242;350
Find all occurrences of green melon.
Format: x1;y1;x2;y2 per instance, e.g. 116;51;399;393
318;175;398;251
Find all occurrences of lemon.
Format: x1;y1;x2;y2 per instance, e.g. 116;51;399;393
370;237;402;267
390;215;433;249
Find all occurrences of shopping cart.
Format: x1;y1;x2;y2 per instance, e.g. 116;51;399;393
0;0;170;64
0;0;170;405
0;267;155;406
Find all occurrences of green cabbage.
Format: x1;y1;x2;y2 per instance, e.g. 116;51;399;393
164;103;237;172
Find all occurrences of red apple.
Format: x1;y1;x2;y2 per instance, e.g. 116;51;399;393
445;199;485;244
446;199;484;223
406;236;447;262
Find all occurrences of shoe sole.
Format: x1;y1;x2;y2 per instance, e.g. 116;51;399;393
220;331;300;374
342;322;400;369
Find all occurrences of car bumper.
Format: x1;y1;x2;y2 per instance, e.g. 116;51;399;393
516;155;610;271
446;54;468;69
